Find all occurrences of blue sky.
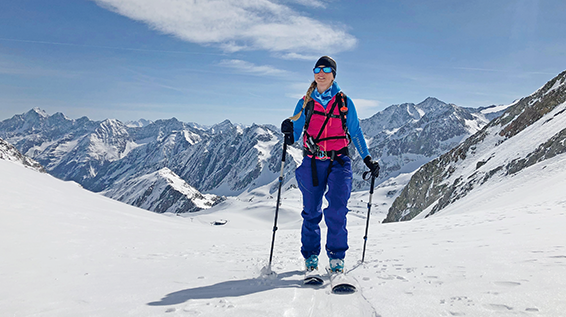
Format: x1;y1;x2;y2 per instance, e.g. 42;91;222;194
0;0;564;126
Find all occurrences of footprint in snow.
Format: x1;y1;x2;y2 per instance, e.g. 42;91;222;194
484;303;514;311
494;281;521;287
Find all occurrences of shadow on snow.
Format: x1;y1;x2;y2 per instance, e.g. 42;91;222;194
147;270;304;306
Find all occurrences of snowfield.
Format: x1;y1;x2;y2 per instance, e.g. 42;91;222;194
1;152;566;316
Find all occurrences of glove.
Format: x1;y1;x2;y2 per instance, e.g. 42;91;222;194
281;119;294;145
364;156;380;178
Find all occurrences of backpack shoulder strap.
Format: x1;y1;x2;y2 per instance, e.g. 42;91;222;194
303;99;315;132
338;92;350;139
303;92;350;139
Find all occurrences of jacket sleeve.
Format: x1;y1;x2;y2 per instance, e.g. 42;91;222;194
345;97;370;159
291;98;306;143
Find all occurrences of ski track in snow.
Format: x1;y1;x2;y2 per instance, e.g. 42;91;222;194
1;152;566;316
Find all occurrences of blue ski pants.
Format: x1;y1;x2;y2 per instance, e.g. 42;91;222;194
296;155;352;260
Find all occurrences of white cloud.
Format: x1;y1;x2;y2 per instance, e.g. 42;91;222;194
352;98;382;118
277;52;319;61
278;0;327;8
93;0;356;57
352;98;380;109
218;59;290;76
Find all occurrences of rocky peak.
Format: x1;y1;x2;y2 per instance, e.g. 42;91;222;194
385;70;566;222
496;70;566;139
209;119;236;135
96;119;129;139
0;137;45;172
417;97;448;112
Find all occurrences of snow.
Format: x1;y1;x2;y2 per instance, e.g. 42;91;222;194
379;153;435;179
544;76;565;96
455;101;566;186
2;150;566;316
101;167;218;212
438;134;467;149
182;130;202;145
384;127;400;135
480;104;511;115
31;107;49;118
253;132;278;160
464;117;486;133
158;168;218;210
122;140;143;158
409;104;425;118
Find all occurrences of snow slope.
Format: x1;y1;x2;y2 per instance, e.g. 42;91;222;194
1;152;566;316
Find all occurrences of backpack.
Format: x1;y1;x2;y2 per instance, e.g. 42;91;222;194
303;91;351;156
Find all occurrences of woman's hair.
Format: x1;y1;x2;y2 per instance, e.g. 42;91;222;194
289;80;318;121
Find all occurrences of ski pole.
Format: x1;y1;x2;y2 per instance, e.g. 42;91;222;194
361;171;376;263
267;141;287;273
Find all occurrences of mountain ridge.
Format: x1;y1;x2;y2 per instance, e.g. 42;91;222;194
0;137;45;172
385;70;566;222
0;96;505;214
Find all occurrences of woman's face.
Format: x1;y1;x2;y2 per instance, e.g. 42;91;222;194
314;65;334;91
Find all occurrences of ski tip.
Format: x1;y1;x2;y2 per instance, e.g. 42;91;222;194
304;276;324;286
332;284;356;294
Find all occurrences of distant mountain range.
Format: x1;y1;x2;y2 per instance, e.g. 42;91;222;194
0;96;507;214
385;70;566;222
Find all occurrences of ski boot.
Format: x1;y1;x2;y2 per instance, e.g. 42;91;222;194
305;254;319;271
329;258;344;273
303;255;323;285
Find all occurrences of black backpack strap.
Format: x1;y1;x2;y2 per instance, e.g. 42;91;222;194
314;96;341;141
311;155;319;187
337;92;350;141
303;99;315;132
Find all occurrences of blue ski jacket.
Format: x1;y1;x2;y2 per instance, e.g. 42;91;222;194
291;81;370;159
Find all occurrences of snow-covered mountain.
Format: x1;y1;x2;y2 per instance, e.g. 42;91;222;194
101;167;223;214
2;134;566;316
386;70;566;222
0;112;223;213
0;99;501;214
80;120;294;199
0;137;45;172
356;97;501;190
125;118;153;128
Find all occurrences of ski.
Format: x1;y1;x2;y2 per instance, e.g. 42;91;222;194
328;271;356;294
304;270;324;286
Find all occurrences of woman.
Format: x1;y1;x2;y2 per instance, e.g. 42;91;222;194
281;56;380;274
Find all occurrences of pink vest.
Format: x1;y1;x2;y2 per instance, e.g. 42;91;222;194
303;94;349;153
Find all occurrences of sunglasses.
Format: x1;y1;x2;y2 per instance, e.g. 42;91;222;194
313;66;333;74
